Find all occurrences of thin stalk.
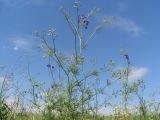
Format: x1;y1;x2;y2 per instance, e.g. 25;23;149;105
0;74;8;100
74;7;79;63
43;33;72;108
124;62;130;112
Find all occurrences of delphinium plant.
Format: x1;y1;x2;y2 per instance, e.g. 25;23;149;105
23;61;44;120
104;49;147;120
35;0;112;120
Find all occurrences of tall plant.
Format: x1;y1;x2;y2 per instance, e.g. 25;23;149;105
36;0;112;119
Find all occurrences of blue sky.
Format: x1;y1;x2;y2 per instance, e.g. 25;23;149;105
0;0;160;108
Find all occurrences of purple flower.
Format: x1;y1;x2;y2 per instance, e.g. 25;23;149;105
78;15;89;29
47;64;54;69
47;64;51;68
124;54;130;64
124;54;129;60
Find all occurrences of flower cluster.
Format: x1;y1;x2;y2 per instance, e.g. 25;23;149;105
47;64;54;69
124;54;130;64
78;15;89;29
47;28;57;36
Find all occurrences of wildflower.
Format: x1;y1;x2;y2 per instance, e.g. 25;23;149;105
47;64;51;68
70;64;79;75
91;68;98;76
47;48;54;56
47;64;54;69
124;54;129;60
124;54;130;64
78;15;89;29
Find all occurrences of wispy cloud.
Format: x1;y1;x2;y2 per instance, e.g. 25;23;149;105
27;0;49;5
112;16;144;36
0;0;48;7
0;65;6;70
115;2;128;12
10;35;33;51
95;13;144;36
115;66;148;82
0;76;13;84
129;67;148;81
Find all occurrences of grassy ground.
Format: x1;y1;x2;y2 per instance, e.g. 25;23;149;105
13;115;155;120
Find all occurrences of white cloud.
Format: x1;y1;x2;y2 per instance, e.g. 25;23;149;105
114;66;148;82
129;67;148;81
111;16;144;36
95;14;144;36
10;35;33;51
